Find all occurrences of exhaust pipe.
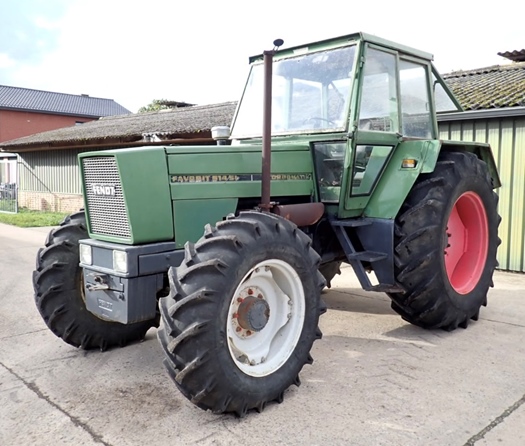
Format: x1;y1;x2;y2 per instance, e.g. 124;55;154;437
259;39;283;211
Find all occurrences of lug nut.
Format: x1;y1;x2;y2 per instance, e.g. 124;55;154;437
236;327;242;332
248;289;253;295
246;330;252;336
258;294;263;299
237;297;243;303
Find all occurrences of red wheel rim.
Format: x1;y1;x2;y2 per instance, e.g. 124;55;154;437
444;191;489;294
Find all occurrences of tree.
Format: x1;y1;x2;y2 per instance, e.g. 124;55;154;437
138;99;195;113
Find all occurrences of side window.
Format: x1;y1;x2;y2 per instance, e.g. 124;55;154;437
313;142;346;202
351;145;393;196
399;60;432;138
433;72;461;113
358;48;399;133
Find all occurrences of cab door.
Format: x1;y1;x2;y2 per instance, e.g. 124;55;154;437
342;45;400;216
341;44;435;217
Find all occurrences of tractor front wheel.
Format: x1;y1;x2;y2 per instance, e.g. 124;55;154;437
388;151;500;331
157;211;326;416
33;211;158;350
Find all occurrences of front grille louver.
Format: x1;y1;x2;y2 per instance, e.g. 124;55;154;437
82;157;131;239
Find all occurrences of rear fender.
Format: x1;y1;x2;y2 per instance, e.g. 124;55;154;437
364;139;500;219
436;140;501;188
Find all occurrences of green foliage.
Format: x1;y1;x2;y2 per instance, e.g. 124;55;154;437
138;99;175;113
0;208;68;227
0;199;16;213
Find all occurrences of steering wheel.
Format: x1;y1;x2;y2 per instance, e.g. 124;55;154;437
303;117;336;128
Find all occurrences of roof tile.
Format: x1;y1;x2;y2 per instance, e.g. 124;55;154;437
444;62;525;110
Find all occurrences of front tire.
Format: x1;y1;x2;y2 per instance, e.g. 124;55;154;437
33;211;158;350
157;211;326;416
388;151;500;331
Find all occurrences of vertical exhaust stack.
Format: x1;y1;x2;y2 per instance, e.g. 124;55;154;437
260;39;283;211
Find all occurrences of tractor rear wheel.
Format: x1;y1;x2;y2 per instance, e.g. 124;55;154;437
157;211;326;416
33;211;158;350
388;151;500;330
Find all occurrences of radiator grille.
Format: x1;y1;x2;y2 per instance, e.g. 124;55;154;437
82;157;131;239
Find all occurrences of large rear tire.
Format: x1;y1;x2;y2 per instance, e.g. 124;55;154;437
33;211;158;350
388;151;500;330
157;211;326;416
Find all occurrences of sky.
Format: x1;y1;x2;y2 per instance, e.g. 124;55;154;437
0;0;522;113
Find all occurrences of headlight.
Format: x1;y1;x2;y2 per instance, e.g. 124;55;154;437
79;244;92;265
112;250;128;273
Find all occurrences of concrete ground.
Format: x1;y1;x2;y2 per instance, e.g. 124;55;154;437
1;222;524;446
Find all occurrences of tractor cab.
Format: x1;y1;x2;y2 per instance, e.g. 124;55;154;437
230;32;462;217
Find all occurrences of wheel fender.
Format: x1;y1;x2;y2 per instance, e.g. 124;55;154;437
430;141;501;188
365;140;500;220
365;140;439;219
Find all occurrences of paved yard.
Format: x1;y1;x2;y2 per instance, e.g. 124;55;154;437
1;223;524;445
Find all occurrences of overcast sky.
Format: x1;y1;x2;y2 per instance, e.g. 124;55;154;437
0;0;522;113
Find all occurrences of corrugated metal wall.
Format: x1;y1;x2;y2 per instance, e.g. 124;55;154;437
439;117;525;272
18;148;84;194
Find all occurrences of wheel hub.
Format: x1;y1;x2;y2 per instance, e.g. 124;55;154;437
231;285;271;338
237;296;270;332
226;259;306;377
444;191;489;294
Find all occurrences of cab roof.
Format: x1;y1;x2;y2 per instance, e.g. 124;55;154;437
249;32;434;64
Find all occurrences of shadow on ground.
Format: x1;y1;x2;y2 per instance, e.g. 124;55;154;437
323;287;394;316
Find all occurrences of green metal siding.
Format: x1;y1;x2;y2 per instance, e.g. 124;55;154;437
18;148;83;194
439;117;525;272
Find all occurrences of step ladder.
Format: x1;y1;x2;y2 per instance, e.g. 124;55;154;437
329;218;403;293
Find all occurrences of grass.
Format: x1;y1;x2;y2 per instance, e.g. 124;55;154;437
0;207;68;227
0;199;17;212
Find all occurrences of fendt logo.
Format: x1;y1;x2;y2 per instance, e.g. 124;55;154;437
91;184;116;196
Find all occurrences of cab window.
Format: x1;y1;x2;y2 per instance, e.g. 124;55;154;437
358;48;399;133
399;59;432;138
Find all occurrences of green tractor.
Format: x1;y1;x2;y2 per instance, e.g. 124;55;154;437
33;32;500;416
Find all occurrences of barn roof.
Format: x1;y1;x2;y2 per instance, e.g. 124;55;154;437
0;85;130;117
443;62;525;110
0;101;237;152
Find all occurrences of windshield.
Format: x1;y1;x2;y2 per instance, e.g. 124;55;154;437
232;45;357;138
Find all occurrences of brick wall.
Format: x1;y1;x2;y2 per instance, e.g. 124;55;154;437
18;191;84;213
0;110;94;142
